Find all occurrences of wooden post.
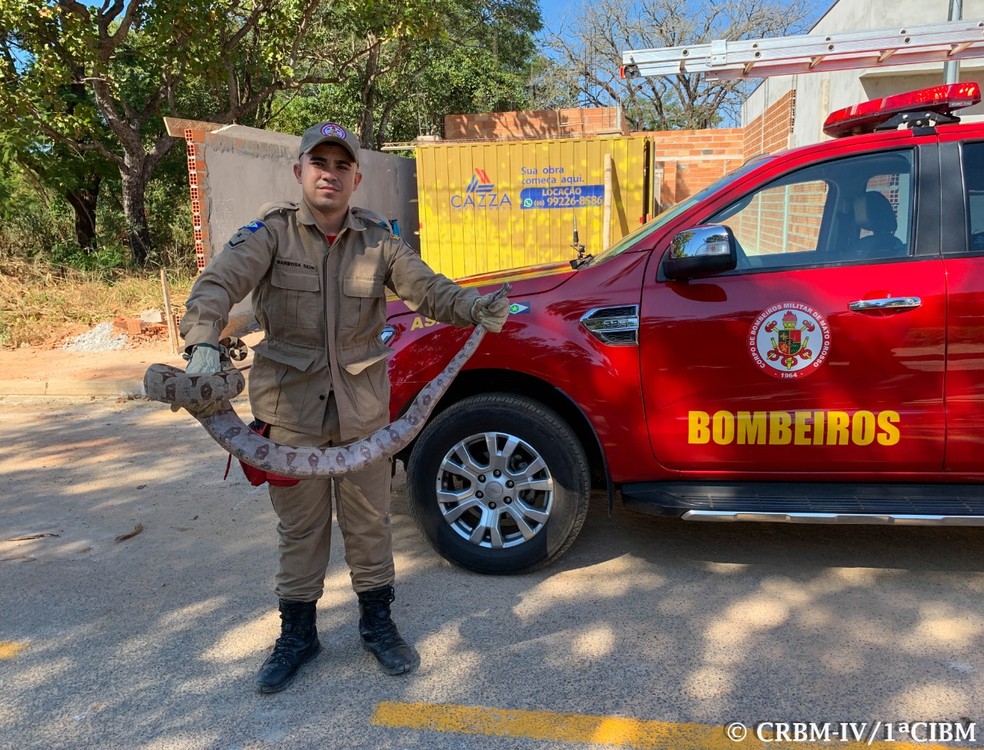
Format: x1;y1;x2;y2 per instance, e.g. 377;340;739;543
652;164;664;216
160;269;179;355
602;154;613;252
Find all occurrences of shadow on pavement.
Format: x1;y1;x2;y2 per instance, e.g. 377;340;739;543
1;398;982;748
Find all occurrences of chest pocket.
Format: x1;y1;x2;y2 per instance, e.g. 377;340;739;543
341;275;386;340
270;265;322;330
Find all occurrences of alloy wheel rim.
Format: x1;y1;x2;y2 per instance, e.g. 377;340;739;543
434;431;554;549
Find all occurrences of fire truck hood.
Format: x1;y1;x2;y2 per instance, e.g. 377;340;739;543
453;260;576;295
386;261;576;316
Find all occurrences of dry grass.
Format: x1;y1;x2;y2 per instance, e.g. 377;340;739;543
0;259;196;349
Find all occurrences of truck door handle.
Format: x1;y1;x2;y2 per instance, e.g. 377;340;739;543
848;296;922;312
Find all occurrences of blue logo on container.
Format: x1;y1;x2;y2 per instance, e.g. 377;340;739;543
466;169;496;194
451;168;512;209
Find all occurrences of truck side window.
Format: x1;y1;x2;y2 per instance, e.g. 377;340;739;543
856;171;909;258
963;142;984;252
721;179;828;268
710;151;913;270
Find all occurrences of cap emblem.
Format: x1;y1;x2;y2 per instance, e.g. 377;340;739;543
321;123;347;139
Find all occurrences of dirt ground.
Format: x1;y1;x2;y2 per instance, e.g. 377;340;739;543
0;328;257;399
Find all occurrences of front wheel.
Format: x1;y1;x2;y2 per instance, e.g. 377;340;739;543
406;393;591;574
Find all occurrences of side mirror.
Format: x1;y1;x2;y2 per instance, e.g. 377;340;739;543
662;225;738;281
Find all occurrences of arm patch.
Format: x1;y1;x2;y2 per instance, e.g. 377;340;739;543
228;221;266;247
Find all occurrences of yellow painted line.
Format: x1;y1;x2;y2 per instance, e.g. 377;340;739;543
371;702;975;750
0;641;27;659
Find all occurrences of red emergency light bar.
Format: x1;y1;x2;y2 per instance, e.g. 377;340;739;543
822;82;981;138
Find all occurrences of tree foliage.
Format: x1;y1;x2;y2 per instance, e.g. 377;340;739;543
537;0;815;130
267;0;541;148
1;0;330;264
0;0;542;266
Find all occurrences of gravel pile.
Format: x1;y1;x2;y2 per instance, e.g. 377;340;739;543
60;322;131;352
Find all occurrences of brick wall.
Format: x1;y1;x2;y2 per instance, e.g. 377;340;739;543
182;128;214;271
642;128;746;207
444;107;625;141
164;117;226;269
731;181;827;256
744;90;796;158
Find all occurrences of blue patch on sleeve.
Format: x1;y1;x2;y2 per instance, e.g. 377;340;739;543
228;220;266;247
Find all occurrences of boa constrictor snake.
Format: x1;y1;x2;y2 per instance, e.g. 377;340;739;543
143;284;509;478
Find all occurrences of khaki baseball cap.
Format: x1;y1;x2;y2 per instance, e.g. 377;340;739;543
298;122;360;162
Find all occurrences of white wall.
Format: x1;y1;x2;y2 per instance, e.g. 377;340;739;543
201;124;419;255
742;0;984;148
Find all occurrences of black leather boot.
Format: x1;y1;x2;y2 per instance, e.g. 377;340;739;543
255;599;321;693
357;586;419;676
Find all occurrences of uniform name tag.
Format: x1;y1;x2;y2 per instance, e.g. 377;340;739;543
274;258;317;272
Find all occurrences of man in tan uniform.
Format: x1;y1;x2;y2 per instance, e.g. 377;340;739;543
179;122;509;693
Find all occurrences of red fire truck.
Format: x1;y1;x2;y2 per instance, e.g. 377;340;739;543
384;83;984;574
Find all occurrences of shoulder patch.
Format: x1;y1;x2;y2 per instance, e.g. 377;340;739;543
228;221;265;248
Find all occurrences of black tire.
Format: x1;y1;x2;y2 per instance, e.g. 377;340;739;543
406;393;591;574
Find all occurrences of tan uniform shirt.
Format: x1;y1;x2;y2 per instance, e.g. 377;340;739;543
180;200;478;441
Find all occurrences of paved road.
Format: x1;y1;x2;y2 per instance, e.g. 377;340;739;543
2;397;983;749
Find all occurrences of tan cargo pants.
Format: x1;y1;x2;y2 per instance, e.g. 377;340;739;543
266;396;394;602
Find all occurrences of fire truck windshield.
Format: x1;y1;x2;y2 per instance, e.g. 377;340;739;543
584;154;775;268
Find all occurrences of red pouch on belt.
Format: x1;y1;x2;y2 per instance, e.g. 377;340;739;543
223;420;300;487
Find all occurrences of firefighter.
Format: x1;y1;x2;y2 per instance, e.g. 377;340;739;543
179;122;509;692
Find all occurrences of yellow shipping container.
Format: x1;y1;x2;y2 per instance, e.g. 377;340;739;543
416;136;652;279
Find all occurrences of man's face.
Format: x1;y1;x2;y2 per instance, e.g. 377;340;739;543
294;143;361;217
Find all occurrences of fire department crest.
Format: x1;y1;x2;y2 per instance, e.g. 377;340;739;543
748;302;830;379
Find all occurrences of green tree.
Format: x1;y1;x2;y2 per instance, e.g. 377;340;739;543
267;0;541;148
0;16;112;254
0;0;335;265
409;2;542;141
1;0;542;266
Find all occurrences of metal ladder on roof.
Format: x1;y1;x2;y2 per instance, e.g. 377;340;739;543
621;19;984;81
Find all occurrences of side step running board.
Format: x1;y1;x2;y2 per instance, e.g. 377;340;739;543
681;510;984;526
621;481;984;526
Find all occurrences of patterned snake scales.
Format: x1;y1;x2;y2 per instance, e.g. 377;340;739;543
143;284;510;478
